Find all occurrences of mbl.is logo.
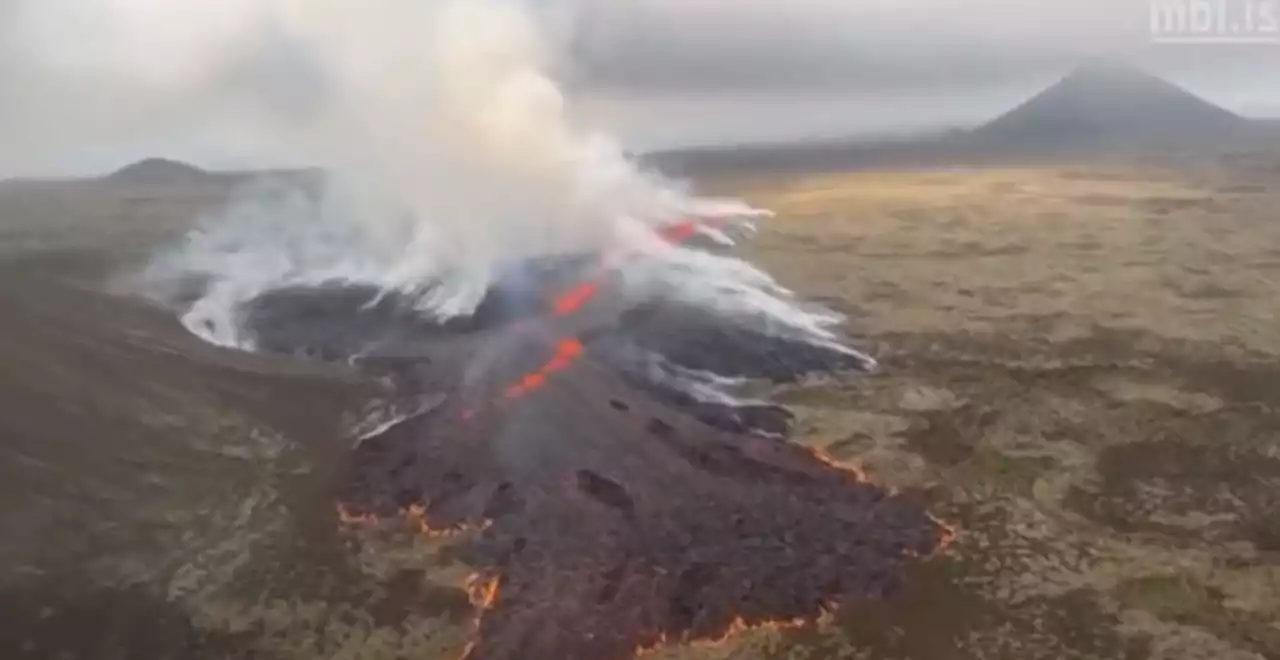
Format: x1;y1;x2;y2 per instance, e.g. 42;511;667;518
1151;0;1280;43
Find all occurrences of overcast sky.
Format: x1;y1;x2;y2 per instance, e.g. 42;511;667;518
1;0;1277;177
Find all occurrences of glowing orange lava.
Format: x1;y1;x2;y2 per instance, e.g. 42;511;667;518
459;573;505;660
655;219;697;243
932;514;959;553
496;219;702;405
803;445;868;483
633;614;812;658
465;572;502;610
549;219;697;318
504;337;584;399
551;281;600;316
336;502;380;527
336;501;481;539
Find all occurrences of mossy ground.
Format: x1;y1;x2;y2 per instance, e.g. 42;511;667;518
4;150;1280;659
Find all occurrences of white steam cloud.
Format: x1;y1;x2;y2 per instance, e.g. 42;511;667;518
114;0;863;361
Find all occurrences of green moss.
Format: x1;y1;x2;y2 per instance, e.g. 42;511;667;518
1114;576;1280;657
963;448;1055;493
1114;575;1217;621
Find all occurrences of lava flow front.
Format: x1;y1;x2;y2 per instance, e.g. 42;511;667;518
307;220;951;660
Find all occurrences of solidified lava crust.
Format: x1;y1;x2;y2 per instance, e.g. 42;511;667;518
244;269;948;660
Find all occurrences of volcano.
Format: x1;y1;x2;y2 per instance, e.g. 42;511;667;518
104;158;211;185
968;62;1246;150
232;233;950;660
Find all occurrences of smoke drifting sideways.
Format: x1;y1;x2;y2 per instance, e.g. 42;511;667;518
125;0;860;364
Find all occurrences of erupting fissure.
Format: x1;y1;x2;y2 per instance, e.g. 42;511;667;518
493;219;699;405
325;215;951;660
503;337;583;399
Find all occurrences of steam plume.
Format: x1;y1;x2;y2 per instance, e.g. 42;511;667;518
134;0;856;359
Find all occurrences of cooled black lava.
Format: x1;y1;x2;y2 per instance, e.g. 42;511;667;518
236;254;948;660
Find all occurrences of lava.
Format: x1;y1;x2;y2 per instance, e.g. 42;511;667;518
466;573;502;611
503;338;584;399
336;501;480;539
654;219;698;243
336;501;381;527
327;218;949;660
499;220;700;404
633;614;812;658
801;444;868;484
339;342;947;659
550;281;600;316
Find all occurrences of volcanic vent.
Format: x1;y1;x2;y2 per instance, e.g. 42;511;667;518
228;221;952;660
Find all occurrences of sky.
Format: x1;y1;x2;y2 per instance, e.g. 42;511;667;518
1;0;1277;177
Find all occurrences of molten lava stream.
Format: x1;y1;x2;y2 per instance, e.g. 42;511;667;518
338;216;953;660
492;219;702;406
458;218;754;658
551;281;599;316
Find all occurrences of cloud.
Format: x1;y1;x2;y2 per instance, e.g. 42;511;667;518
0;0;330;176
555;0;1279;147
565;0;1148;92
0;0;1276;175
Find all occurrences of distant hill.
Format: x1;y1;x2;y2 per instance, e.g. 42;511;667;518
103;158;211;185
966;63;1246;150
645;63;1276;175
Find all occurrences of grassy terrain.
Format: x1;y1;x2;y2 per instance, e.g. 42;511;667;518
674;155;1280;660
2;150;1279;659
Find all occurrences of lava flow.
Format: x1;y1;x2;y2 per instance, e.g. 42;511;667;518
323;219;950;660
494;219;697;405
503;337;583;399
